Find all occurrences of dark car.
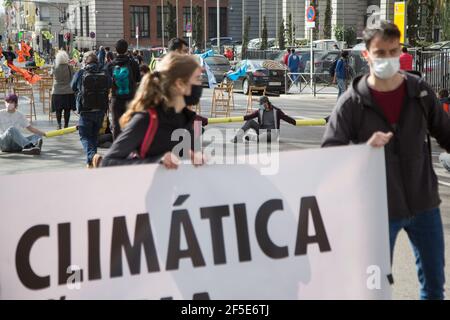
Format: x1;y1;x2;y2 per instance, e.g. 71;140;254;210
200;55;231;86
230;59;287;95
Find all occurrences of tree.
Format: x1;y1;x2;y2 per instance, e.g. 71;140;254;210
441;0;450;40
261;16;268;50
424;0;437;42
3;0;12;7
286;13;294;46
406;0;420;46
334;25;357;46
193;6;203;48
242;16;251;59
278;18;286;50
323;0;332;39
166;2;177;40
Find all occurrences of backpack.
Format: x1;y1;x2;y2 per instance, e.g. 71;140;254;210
329;59;338;78
112;61;135;99
139;109;159;159
80;69;109;112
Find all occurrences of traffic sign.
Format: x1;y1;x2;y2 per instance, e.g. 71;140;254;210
90;32;96;39
306;6;316;22
186;22;192;32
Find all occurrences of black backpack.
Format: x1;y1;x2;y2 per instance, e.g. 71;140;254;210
80;69;109;112
329;59;338;78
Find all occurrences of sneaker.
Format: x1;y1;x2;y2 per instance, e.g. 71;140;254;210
22;147;41;155
36;138;43;150
57;124;62;130
92;154;103;168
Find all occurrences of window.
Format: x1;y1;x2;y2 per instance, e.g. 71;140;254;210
40;6;50;21
157;6;169;38
183;7;191;37
85;6;89;37
130;6;150;38
208;7;227;39
79;7;83;37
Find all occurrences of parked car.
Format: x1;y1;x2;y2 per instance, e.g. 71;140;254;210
208;37;234;47
426;41;450;50
313;39;339;51
228;59;287;95
200;55;231;86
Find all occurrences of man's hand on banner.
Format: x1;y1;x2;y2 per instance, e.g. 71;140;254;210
367;131;393;148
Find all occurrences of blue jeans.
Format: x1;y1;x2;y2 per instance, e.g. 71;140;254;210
78;111;104;165
389;208;445;300
337;77;347;98
0;127;40;152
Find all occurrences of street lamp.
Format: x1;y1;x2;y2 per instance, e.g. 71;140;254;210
217;0;220;52
189;0;192;50
161;0;164;48
204;0;207;51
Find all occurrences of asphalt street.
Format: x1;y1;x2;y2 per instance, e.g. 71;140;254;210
1;86;449;299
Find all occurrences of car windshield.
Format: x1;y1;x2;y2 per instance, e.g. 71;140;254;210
205;56;230;65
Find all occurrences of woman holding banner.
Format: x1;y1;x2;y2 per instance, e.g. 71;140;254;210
98;52;207;169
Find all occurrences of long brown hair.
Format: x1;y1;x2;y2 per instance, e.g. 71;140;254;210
120;52;200;128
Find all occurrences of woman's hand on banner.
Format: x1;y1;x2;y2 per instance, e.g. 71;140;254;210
161;152;180;170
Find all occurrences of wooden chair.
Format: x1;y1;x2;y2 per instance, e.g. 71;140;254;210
218;80;235;110
246;86;267;114
210;87;232;118
0;77;10;98
39;77;53;116
13;85;37;122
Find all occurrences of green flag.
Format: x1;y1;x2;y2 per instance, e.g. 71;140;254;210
71;48;80;60
42;31;54;40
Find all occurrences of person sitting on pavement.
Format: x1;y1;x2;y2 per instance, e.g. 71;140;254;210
231;96;296;143
0;93;46;155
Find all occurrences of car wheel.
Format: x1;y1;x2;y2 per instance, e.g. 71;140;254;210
242;79;249;95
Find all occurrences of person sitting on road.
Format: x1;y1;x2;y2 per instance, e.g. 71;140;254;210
231;96;296;143
0;93;46;155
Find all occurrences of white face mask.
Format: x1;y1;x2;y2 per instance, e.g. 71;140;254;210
6;102;16;112
370;56;400;80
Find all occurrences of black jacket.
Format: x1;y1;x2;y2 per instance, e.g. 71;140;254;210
322;72;450;219
101;105;203;167
106;54;141;99
244;105;297;129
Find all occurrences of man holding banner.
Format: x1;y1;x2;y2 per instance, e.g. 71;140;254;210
322;21;450;300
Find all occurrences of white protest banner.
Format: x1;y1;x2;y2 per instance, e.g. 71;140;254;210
0;145;391;299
